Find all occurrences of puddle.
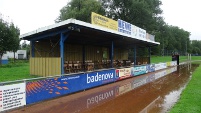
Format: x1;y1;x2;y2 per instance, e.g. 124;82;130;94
9;63;199;113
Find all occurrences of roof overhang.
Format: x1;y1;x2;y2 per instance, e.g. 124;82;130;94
20;19;160;48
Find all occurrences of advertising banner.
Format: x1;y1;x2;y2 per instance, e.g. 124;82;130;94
26;69;115;104
91;12;118;31
160;63;167;69
115;68;131;80
131;66;147;76
155;63;162;71
131;25;146;39
166;62;171;67
146;64;155;72
0;83;26;112
170;61;177;66
131;25;139;38
146;33;150;40
149;34;155;41
85;70;115;89
146;33;155;41
138;28;146;39
118;19;131;35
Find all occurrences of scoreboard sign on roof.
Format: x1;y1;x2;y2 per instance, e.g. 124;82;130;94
91;12;118;31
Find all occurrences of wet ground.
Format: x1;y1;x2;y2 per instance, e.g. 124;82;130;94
9;63;199;113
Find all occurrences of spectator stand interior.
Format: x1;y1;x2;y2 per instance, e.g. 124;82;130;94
20;19;159;77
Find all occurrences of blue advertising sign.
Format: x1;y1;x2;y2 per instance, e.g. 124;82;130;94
118;19;131;35
1;59;8;65
131;66;147;76
26;69;115;104
84;70;115;89
146;64;155;72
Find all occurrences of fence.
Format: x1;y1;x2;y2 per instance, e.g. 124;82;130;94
30;57;61;77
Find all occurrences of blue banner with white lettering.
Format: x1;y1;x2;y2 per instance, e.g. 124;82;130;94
26;69;115;104
146;64;155;72
118;19;131;35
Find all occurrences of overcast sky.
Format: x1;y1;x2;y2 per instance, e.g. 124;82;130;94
0;0;200;40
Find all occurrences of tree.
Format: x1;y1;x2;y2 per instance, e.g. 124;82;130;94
100;0;163;32
21;41;30;59
191;40;201;55
0;17;20;64
100;0;165;55
55;0;105;23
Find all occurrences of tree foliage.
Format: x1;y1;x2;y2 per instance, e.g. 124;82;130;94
55;0;105;23
20;41;30;58
0;18;20;64
191;40;201;55
56;0;194;56
100;0;163;33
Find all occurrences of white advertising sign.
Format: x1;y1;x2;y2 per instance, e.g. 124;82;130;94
146;33;155;41
131;25;146;39
0;83;26;112
139;28;146;39
116;68;131;79
170;61;177;66
131;25;139;38
155;63;162;71
160;63;167;69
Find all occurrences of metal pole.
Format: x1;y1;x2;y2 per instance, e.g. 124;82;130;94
163;37;164;56
31;41;35;57
60;33;65;74
186;41;187;56
82;45;85;71
134;46;136;65
148;47;151;64
111;41;114;68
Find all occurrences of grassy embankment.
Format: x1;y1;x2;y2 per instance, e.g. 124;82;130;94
151;55;188;63
0;60;37;82
169;62;201;113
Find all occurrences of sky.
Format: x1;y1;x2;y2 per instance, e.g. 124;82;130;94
0;0;200;40
161;0;201;40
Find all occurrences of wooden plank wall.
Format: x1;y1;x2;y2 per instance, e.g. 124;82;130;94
114;48;128;60
34;41;60;57
64;44;82;61
33;41;128;61
85;46;105;61
30;57;61;77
